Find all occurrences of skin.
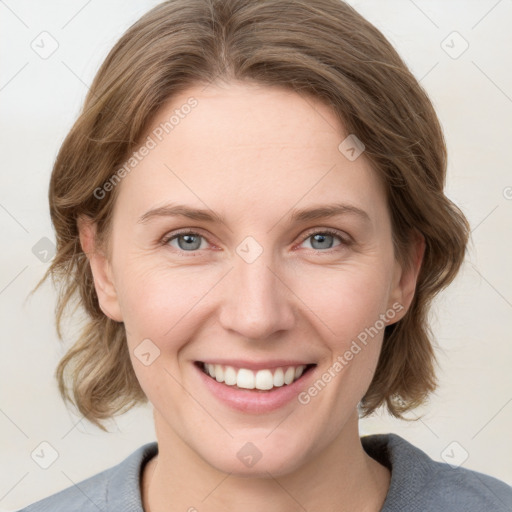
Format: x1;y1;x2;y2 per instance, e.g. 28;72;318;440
79;81;424;512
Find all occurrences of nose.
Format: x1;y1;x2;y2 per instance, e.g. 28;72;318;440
218;250;296;341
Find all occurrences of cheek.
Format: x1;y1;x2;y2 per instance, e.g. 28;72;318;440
115;259;223;346
117;263;218;406
292;258;393;344
116;247;394;346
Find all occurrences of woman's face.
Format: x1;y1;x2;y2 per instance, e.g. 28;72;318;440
84;81;419;476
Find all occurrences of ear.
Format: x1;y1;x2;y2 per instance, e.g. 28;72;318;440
386;230;425;324
77;215;123;322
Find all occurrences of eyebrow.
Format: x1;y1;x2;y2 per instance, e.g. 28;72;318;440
137;202;371;225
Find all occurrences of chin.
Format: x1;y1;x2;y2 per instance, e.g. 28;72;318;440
194;430;316;478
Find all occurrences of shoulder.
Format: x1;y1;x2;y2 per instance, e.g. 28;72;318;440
16;442;158;512
362;433;512;512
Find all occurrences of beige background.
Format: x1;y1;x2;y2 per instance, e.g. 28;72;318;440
1;0;511;510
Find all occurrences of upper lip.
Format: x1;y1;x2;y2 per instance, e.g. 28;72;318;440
197;359;316;371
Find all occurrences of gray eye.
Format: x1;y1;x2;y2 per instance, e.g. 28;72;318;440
172;234;204;251
304;233;340;250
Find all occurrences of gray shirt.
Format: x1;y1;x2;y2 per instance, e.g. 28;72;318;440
17;433;512;511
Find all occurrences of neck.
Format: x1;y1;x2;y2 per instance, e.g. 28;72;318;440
142;411;390;512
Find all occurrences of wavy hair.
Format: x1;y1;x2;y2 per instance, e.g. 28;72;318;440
32;0;470;430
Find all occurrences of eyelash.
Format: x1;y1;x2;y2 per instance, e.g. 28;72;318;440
160;228;351;255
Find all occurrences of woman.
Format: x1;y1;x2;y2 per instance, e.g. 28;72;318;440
20;0;512;510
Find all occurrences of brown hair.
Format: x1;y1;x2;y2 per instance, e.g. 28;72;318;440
32;0;469;430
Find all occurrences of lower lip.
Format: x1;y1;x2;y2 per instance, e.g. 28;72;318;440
194;363;316;413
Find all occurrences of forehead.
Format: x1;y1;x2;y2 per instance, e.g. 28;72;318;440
113;81;387;227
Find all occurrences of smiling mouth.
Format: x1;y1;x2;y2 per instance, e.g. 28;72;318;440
195;361;316;392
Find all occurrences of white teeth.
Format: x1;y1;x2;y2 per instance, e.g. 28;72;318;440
255;369;274;390
237;368;255;389
224;365;237;385
273;368;284;387
295;365;306;380
284;367;295;385
202;363;310;390
214;364;224;383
